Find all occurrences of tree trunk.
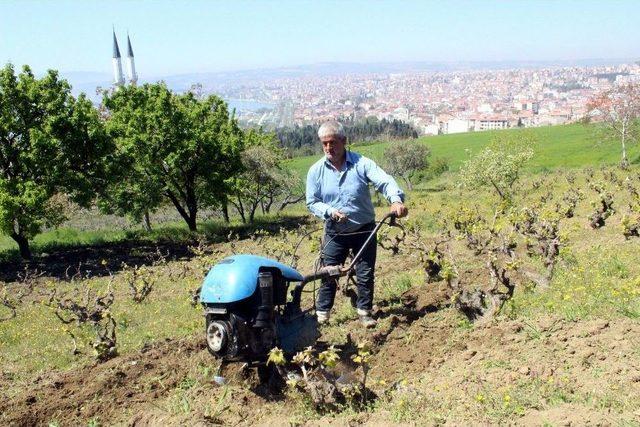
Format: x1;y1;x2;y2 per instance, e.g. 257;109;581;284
249;202;259;223
620;125;629;169
221;202;230;223
278;194;305;211
231;195;246;223
402;175;413;191
264;194;274;214
489;179;506;200
187;205;198;232
10;232;31;260
186;214;197;231
166;190;197;231
185;182;198;232
143;211;152;232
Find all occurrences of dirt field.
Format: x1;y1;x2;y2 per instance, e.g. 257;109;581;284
2;167;640;425
2;277;639;426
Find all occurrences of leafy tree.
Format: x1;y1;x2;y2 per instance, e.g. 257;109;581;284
0;64;111;259
587;83;640;169
101;83;243;231
459;134;535;201
383;140;430;190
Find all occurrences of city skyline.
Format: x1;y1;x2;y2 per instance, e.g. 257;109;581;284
1;0;639;77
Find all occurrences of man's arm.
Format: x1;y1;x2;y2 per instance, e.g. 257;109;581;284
363;157;408;217
363;158;404;203
306;166;337;220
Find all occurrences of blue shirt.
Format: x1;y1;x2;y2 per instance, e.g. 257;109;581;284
306;150;405;233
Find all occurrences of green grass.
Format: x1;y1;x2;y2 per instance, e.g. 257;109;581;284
0;269;203;375
0;214;306;262
287;124;638;179
0;228;130;258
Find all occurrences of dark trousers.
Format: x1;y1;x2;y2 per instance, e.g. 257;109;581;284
316;223;377;312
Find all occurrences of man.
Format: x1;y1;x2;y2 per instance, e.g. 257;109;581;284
306;120;408;328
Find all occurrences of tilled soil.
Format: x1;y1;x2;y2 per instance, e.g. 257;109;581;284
0;337;211;426
2;280;639;426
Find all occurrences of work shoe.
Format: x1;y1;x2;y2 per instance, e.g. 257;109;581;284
357;309;377;329
316;311;330;325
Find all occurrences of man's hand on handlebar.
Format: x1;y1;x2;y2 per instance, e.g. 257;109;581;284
331;210;349;223
390;202;408;218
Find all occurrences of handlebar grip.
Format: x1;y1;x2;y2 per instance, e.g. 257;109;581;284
385;211;398;225
301;265;343;283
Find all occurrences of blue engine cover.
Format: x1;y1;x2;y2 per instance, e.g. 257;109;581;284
200;254;304;304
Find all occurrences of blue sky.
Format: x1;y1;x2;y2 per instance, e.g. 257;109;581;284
1;0;639;76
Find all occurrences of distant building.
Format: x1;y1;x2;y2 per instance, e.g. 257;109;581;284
440;117;470;134
538;110;571;126
412;116;439;136
422;123;440;136
477;103;493;113
392;107;410;122
517;110;535;127
112;31;125;86
125;33;138;85
513;100;539;114
470;114;510;131
112;31;138;87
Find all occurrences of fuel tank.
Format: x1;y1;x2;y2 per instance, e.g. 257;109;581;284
200;254;303;304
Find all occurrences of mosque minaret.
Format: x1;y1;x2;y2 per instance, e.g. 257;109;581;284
112;30;125;86
125;33;138;85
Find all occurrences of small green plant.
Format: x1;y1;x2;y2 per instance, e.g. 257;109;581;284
511;202;563;288
0;282;18;322
377;224;406;256
318;346;340;368
351;341;372;403
459;133;535;202
204;386;230;424
588;181;615;228
122;263;155;303
621;179;640;239
450;206;519;322
405;227;453;284
46;278;118;361
277;342;372;414
267;347;286;366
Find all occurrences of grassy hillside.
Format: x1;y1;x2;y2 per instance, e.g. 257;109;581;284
2;164;640;425
0;123;633;258
287;123;637;178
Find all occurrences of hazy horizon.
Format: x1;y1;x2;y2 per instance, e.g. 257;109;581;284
52;57;638;77
1;0;639;77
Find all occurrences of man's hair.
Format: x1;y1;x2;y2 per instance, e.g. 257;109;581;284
317;120;346;140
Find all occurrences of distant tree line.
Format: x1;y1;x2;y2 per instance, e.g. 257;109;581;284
275;116;418;157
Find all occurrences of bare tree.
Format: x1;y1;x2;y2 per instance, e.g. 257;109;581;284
229;130;303;223
587;83;640;169
47;279;117;361
383;141;430;190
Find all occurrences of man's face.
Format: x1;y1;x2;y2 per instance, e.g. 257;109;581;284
321;134;346;163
